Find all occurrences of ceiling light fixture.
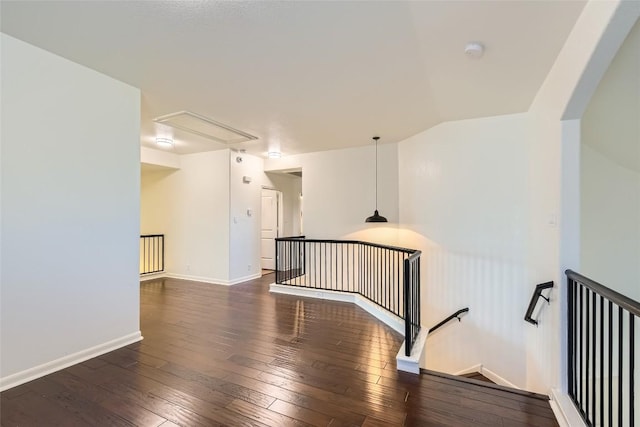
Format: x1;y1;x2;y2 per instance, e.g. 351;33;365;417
268;151;282;159
365;136;387;223
156;137;174;147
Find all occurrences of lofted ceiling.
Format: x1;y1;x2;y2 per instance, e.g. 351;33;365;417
1;0;586;157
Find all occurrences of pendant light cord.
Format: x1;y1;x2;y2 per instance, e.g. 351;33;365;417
375;138;378;211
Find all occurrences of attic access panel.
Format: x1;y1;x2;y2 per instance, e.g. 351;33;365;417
154;111;258;144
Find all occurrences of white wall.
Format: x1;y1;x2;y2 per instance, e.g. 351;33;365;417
141;149;267;285
265;143;399;244
581;18;640;300
1;34;141;388
140;150;230;283
398;113;538;389
229;152;263;282
141;146;181;170
581;146;639;300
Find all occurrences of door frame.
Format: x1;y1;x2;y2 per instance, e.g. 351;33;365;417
261;187;283;271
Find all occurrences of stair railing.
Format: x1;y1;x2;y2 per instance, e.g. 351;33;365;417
275;237;421;355
140;234;165;275
428;307;470;334
566;269;639;427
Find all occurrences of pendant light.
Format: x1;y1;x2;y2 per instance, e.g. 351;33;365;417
365;136;388;223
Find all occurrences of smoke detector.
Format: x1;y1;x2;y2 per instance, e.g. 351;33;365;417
464;42;484;59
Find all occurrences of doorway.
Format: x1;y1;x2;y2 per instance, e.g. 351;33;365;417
261;188;282;270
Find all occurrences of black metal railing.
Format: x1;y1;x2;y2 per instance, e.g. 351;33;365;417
275;237;421;355
275;236;305;283
404;251;421;356
567;269;639;427
429;308;470;334
525;281;554;326
140;234;164;275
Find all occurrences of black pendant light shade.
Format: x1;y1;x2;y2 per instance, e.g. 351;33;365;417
365;136;388;223
366;210;387;223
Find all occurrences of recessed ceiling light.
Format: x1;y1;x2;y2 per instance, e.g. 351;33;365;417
464;42;484;59
156;137;174;147
268;151;282;159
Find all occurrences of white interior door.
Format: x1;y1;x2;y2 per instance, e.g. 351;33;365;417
261;189;279;270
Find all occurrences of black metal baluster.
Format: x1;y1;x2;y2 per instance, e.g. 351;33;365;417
386;249;390;311
396;252;400;316
144;237;148;274
368;245;371;300
359;245;362;294
404;257;410;356
619;305;623;427
609;300;613;427
334;245;342;290
630;312;635;427
341;244;344;291
600;294;604;427
586;288;591;419
320;242;323;288
275;240;279;283
161;235;165;272
579;284;583;412
568;278;575;400
592;290;597;424
152;236;156;272
314;242;317;287
376;246;379;304
296;240;300;286
329;242;333;290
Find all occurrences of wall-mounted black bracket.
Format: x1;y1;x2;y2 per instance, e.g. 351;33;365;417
524;281;554;326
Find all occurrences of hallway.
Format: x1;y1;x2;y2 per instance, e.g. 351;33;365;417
1;275;558;426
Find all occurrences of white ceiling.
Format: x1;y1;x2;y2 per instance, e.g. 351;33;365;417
1;0;586;157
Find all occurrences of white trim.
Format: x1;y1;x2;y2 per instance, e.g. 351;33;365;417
140;272;166;281
480;366;520;389
161;272;261;286
163;273;227;284
269;284;404;334
0;331;143;392
396;328;428;374
550;388;587;427
453;364;520;389
454;364;483;376
228;272;262;285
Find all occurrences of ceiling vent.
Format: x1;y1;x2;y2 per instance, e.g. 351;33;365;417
153;111;258;144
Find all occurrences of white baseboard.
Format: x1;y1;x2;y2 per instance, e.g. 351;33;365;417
481;366;520;389
0;331;143;392
550;388;587;427
160;272;261;286
452;364;520;389
396;328;428;374
228;272;262;285
140;272;166;281
454;364;483;376
269;284;404;334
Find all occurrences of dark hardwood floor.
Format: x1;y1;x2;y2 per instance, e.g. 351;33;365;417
1;274;558;426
